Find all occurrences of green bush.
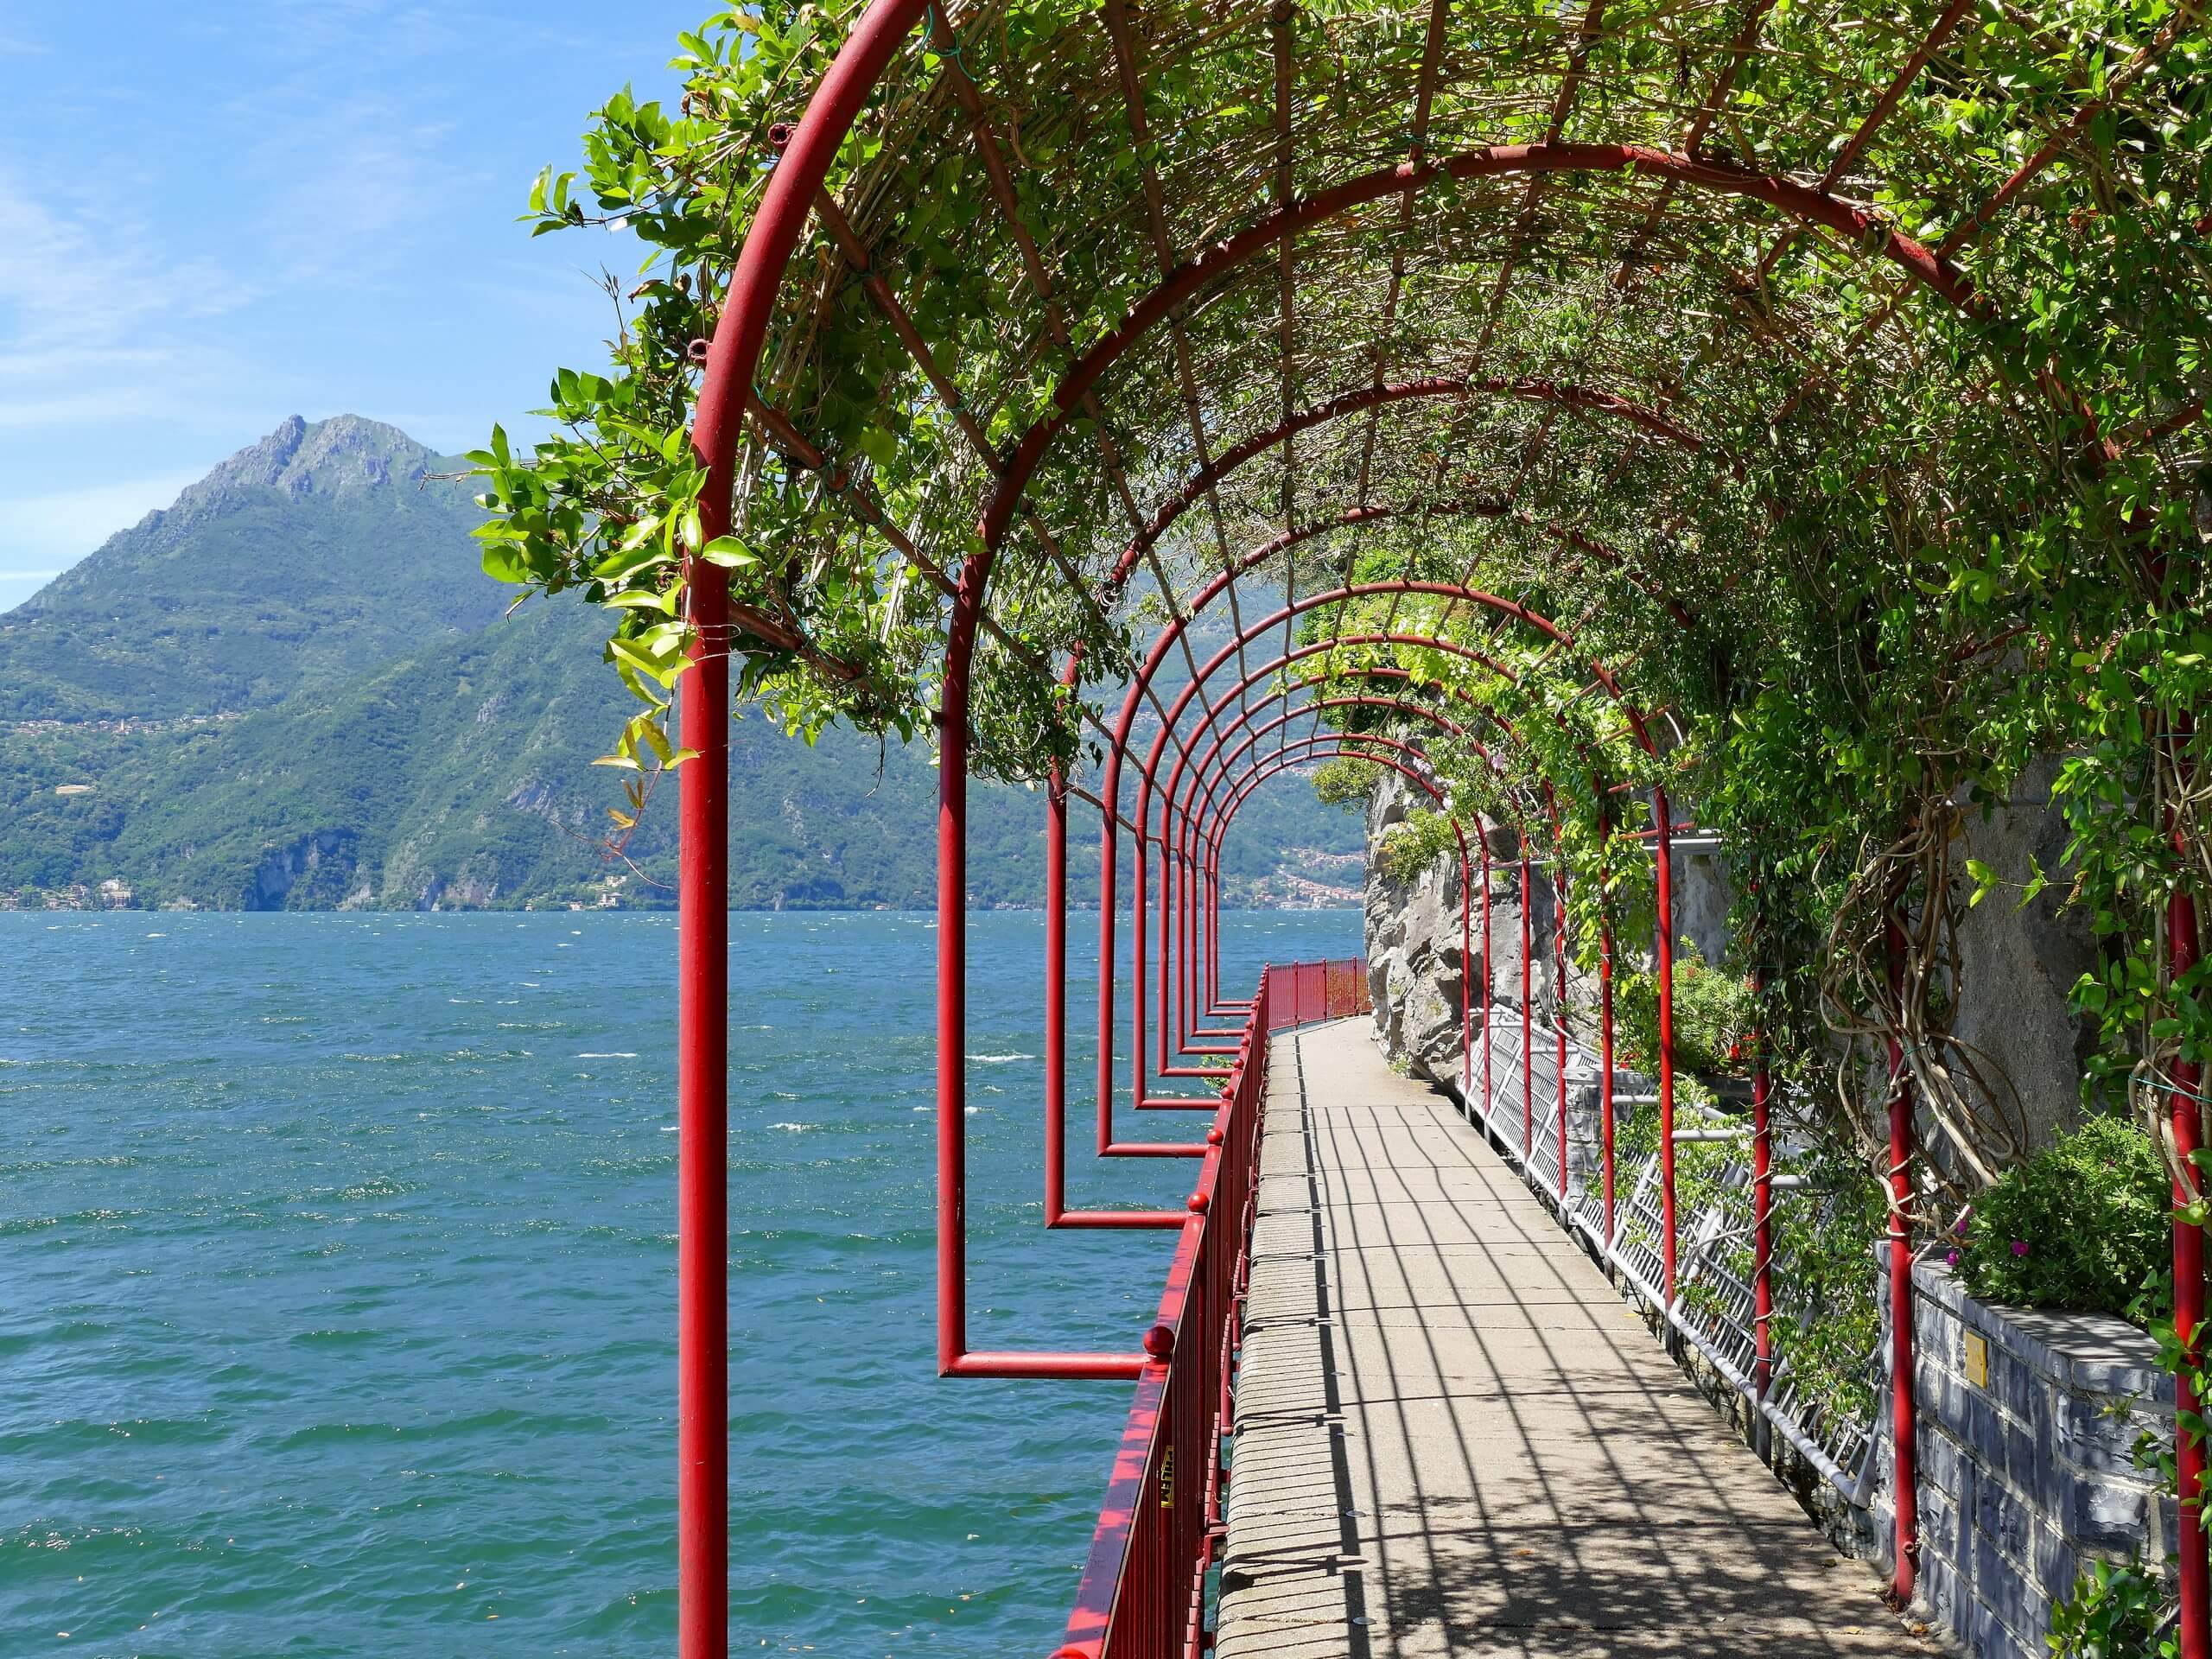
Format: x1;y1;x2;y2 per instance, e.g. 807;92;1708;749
1374;808;1463;884
1311;756;1380;809
2048;1557;2169;1658
1613;941;1758;1077
1955;1116;2171;1324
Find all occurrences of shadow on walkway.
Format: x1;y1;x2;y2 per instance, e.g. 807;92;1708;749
1216;1018;1932;1658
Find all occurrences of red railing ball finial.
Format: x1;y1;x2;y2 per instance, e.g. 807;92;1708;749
1206;1126;1224;1146
1186;1190;1209;1213
1143;1322;1176;1362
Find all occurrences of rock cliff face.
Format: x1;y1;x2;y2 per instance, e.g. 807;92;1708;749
1363;776;1469;1076
1951;759;2101;1148
1360;765;2100;1157
1363;774;1562;1080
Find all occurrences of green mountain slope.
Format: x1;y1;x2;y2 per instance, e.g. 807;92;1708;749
0;418;1361;911
0;416;498;721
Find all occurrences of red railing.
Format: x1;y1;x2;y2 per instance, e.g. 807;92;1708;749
1052;960;1364;1659
1263;956;1370;1030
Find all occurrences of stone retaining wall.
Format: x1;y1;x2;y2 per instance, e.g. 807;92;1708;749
1874;1258;2176;1658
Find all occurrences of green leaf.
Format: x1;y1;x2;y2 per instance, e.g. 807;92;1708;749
697;535;760;568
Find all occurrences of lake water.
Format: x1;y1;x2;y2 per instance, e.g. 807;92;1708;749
0;909;1358;1656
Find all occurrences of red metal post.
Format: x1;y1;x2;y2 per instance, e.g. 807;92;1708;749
939;594;978;1376
1461;836;1474;1104
1554;855;1569;1199
1655;785;1679;1305
1095;783;1123;1156
1599;807;1617;1242
677;10;932;1644
1751;957;1775;1463
1046;770;1070;1225
674;554;729;1659
1481;827;1495;1121
2171;707;2210;1659
1885;901;1919;1602
1521;841;1534;1156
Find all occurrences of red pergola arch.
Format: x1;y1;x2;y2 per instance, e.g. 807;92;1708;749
655;5;2081;1648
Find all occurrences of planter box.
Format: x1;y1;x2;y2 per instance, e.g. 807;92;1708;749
1873;1258;2177;1658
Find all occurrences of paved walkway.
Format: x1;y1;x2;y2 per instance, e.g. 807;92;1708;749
1217;1018;1929;1658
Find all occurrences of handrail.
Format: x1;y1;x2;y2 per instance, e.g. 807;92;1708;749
1052;959;1368;1659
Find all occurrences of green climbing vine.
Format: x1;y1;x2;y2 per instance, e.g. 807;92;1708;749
483;1;2212;1629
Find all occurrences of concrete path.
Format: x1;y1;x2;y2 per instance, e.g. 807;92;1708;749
1217;1017;1929;1658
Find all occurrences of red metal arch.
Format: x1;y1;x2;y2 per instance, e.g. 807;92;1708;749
1160;668;1526;1053
1089;573;1676;1287
1103;581;1659;1033
1105;377;1706;589
1129;634;1531;1082
1163;680;1578;1191
671;9;2006;1643
1043;723;1481;1225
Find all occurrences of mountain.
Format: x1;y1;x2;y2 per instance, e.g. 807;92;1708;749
0;416;501;721
0;417;1363;912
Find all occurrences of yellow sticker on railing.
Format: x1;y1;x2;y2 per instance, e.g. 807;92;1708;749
1159;1446;1174;1510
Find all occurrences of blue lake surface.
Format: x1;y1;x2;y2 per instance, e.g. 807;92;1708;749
0;908;1357;1656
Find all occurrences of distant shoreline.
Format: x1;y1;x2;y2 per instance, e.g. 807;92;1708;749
0;899;1363;917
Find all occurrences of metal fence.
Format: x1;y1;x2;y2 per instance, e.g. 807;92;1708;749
1052;961;1363;1659
1465;1008;1876;1497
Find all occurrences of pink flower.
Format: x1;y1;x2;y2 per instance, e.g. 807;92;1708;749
1946;1249;1961;1267
2010;1239;2029;1258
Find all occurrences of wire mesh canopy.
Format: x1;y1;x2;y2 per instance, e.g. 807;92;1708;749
477;0;2190;795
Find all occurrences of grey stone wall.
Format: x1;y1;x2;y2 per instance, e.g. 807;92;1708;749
1363;776;1469;1075
1951;760;2101;1151
1872;1257;2176;1659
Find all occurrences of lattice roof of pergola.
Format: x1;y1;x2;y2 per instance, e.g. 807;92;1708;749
483;0;2209;793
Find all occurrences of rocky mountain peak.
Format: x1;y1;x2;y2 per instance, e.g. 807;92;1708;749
172;415;442;518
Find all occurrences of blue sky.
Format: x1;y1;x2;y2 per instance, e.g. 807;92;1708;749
0;1;709;611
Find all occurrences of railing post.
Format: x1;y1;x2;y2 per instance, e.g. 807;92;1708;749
1521;837;1534;1157
2170;704;2210;1659
1885;897;1918;1603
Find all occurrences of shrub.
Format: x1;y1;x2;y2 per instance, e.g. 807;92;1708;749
1310;756;1380;809
1612;940;1758;1077
1374;808;1463;884
1955;1115;2171;1324
2048;1557;2168;1658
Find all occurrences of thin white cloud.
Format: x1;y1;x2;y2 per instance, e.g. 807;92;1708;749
0;173;243;353
0;569;60;580
0;169;261;439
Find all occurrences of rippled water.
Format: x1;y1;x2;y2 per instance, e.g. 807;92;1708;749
0;908;1356;1656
